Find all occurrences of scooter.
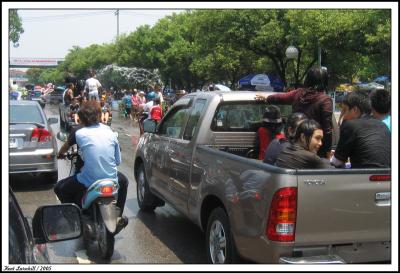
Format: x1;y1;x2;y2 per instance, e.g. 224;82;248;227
59;141;120;259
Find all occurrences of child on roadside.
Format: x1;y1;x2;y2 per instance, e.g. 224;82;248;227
150;97;163;124
100;100;111;125
70;98;80;124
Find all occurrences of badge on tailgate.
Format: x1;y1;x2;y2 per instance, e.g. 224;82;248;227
375;192;391;206
303;179;326;186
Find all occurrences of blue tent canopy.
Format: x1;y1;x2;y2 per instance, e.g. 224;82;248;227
238;74;284;91
373;75;390;82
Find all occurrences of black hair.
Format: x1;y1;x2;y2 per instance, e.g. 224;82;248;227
77;100;101;126
342;91;371;115
67;82;74;89
285;112;307;142
303;67;328;91
88;69;96;77
293;119;322;150
370;89;390;115
153;97;160;105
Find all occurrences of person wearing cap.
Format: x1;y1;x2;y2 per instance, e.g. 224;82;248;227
256;105;284;160
137;91;147;112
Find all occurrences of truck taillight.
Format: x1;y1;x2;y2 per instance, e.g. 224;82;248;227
31;128;51;142
369;175;391;181
266;187;297;242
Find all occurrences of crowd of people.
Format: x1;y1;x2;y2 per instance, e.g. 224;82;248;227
50;65;390;245
256;67;391;170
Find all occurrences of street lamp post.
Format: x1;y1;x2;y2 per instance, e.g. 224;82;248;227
285;45;299;89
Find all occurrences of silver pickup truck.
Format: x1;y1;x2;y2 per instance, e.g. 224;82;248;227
133;91;391;264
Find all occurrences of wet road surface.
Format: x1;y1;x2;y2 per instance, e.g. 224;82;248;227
10;102;207;265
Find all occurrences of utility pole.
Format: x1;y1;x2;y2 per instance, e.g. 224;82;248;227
115;9;119;39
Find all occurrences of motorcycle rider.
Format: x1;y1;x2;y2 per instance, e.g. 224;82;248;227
54;100;129;234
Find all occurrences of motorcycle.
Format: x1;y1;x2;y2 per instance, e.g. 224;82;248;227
57;133;120;259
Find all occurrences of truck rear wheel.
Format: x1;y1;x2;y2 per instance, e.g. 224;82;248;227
206;207;238;264
135;164;164;211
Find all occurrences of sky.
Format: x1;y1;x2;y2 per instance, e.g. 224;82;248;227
9;9;184;59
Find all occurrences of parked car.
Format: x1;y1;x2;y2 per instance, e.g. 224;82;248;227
135;91;391;264
9;100;59;183
8;187;82;264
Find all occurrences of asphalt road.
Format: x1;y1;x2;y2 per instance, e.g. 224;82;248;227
10;102;207;265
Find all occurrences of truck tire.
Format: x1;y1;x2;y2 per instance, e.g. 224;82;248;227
206;207;238;264
135;164;164;211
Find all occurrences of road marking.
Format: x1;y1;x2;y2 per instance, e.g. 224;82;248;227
75;250;92;264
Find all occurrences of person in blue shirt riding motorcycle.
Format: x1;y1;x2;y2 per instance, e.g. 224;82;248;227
54;100;129;234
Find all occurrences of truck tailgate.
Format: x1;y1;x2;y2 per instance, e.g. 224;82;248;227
295;170;391;245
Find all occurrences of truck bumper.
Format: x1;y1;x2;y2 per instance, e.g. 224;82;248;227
279;255;345;264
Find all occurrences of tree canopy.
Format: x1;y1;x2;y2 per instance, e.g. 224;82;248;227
9;9;24;46
29;9;391;91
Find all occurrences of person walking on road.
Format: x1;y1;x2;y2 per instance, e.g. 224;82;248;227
84;69;102;101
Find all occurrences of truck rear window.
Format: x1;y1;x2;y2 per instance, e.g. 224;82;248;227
211;101;291;132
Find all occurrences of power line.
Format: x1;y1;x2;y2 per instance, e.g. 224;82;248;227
21;10;174;23
22;11;114;22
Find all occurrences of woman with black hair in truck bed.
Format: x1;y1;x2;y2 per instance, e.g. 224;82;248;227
275;119;331;169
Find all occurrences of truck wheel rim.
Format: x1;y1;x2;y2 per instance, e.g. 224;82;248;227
209;220;227;264
138;170;145;202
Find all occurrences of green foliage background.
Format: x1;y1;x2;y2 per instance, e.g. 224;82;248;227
24;9;391;90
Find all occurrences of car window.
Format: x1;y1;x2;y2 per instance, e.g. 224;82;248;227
158;107;189;139
10;105;44;124
211;101;291;132
183;99;207;141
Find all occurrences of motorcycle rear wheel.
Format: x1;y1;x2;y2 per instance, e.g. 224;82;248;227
96;206;115;259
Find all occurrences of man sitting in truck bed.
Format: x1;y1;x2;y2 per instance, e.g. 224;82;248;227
331;91;391;168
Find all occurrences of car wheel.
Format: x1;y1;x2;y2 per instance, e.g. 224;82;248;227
206;207;238;264
135;164;164;211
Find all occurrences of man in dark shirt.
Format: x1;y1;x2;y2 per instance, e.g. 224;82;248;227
331;91;391;168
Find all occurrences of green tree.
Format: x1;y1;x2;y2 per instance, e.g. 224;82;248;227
38;69;64;84
9;9;24;45
50;9;391;91
26;68;44;84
